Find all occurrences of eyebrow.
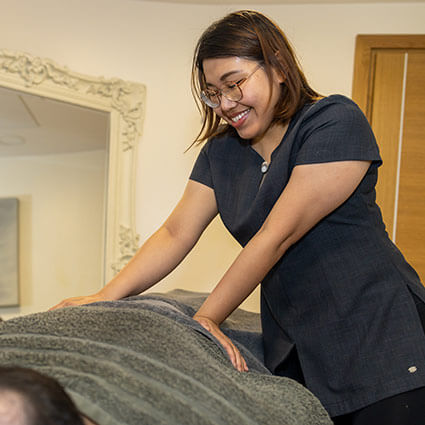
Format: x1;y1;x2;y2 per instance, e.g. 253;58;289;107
219;70;242;81
205;69;243;88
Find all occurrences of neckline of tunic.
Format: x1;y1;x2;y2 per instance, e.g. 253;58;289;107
245;113;297;169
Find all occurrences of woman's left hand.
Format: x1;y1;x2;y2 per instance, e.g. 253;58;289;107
193;315;248;372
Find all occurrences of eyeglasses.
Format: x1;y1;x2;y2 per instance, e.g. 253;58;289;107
200;64;262;109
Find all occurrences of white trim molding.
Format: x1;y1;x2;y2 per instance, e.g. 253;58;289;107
0;49;146;283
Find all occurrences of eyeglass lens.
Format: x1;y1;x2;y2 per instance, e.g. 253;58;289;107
201;64;261;108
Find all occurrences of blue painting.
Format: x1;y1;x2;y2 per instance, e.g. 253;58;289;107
0;198;19;306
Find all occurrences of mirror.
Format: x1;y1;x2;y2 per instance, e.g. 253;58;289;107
0;49;146;318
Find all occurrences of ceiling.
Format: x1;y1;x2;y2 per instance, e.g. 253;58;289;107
0;87;108;157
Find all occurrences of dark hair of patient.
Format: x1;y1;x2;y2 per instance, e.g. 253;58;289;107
191;9;320;143
0;366;84;425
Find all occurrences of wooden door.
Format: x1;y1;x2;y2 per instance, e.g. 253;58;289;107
352;35;425;284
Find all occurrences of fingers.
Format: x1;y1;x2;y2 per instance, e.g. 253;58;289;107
48;300;73;311
194;316;248;372
48;295;99;311
49;298;81;311
221;336;248;372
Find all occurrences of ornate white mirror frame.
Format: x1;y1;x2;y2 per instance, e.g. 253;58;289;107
0;49;145;284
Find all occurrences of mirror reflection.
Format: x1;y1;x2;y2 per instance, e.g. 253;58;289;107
0;86;109;318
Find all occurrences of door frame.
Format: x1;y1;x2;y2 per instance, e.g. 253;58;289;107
352;34;425;117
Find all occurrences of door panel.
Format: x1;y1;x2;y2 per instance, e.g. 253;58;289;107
369;50;405;238
396;51;425;276
352;36;425;284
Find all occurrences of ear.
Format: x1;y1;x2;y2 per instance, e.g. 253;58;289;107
272;66;286;84
273;51;287;83
277;70;286;84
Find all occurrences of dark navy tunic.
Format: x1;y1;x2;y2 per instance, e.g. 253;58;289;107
189;95;425;417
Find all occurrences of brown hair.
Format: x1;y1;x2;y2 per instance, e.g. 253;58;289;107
0;366;85;425
191;10;320;144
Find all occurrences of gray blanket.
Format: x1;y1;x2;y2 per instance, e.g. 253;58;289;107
0;290;331;425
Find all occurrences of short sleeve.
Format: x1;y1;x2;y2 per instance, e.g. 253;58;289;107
294;96;382;166
189;141;214;188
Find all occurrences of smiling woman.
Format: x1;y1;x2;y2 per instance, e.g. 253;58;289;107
45;10;425;424
0;50;146;319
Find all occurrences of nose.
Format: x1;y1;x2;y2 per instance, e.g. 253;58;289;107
219;95;238;111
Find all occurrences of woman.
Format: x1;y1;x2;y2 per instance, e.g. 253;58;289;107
52;10;425;424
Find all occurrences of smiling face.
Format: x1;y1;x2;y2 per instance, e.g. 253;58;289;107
202;56;284;145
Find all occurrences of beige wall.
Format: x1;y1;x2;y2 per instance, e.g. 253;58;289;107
0;0;424;314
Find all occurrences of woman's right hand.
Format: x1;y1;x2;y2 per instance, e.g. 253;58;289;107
49;293;108;311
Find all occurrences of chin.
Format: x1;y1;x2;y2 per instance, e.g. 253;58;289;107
235;127;258;141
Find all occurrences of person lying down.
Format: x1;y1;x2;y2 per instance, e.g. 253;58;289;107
0;290;332;425
0;367;95;425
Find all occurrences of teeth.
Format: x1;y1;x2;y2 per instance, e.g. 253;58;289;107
231;109;249;123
